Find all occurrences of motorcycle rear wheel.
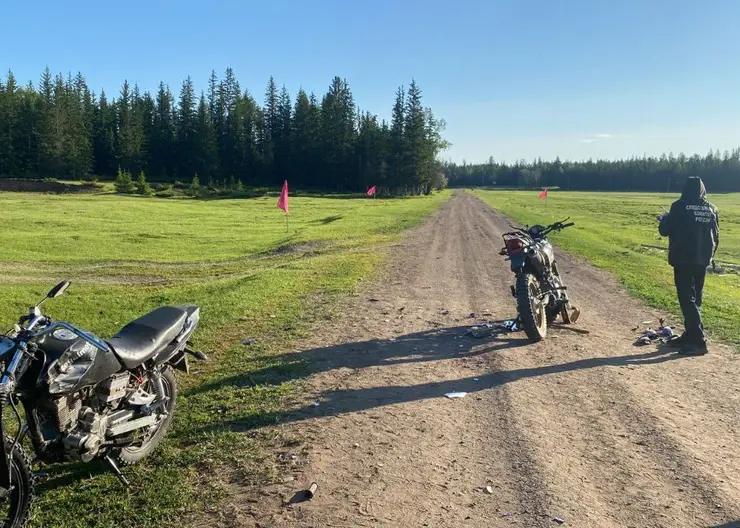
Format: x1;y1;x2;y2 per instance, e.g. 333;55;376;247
114;367;177;466
516;273;547;342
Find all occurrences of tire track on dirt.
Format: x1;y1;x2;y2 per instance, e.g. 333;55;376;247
471;192;740;527
208;190;740;528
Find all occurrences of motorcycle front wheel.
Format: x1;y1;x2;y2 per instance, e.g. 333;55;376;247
516;272;547;342
0;436;34;528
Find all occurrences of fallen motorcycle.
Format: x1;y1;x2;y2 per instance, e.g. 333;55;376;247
499;218;581;342
0;281;206;526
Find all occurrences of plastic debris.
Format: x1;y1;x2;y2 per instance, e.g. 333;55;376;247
242;338;257;346
445;392;467;399
503;319;520;332
485;485;493;494
553;517;566;525
469;323;499;339
306;482;319;499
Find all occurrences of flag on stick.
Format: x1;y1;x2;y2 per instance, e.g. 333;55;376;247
366;185;376;197
277;180;289;214
538;188;548;200
277;180;289;232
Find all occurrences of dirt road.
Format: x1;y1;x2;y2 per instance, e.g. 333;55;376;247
234;191;740;528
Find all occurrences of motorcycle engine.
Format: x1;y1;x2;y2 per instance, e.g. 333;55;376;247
40;372;133;462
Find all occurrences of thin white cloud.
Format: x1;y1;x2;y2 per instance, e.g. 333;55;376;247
579;138;597;143
595;133;613;139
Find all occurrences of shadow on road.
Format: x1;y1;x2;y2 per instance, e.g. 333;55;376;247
189;324;685;435
186;323;529;396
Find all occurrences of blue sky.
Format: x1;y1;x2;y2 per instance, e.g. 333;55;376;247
3;0;740;164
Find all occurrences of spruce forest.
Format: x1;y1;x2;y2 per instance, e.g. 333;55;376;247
0;68;449;194
445;150;740;192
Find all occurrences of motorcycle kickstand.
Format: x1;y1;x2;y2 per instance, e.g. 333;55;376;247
104;455;130;488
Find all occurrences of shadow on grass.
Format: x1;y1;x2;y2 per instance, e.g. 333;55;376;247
313;215;343;225
187;324;685;435
34;460;108;493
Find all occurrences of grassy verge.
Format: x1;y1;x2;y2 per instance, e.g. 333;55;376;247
0;190;451;527
473;190;740;345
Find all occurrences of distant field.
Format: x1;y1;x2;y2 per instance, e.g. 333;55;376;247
0;191;451;528
474;190;740;345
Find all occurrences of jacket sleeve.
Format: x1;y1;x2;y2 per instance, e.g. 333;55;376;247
712;208;720;255
658;202;677;237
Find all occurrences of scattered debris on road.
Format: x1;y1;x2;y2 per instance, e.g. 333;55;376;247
444;392;468;399
634;318;678;346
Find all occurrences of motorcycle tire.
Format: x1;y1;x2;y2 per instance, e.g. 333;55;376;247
0;435;34;528
114;367;177;466
516;273;547;342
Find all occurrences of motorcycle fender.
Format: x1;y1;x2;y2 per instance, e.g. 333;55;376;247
0;405;10;489
509;253;526;272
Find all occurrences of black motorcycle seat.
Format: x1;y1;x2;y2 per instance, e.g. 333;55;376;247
108;306;188;369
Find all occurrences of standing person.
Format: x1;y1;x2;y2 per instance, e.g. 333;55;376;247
658;176;719;355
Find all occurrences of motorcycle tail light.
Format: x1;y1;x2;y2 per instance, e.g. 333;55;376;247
506;238;525;254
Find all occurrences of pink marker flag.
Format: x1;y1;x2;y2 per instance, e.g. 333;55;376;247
538;188;548;200
277;180;289;214
366;185;377;197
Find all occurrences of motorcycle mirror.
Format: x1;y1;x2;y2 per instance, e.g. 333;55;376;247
46;280;71;299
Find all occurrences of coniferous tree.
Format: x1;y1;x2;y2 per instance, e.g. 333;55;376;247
114;166;135;193
387;86;406;190
176;76;197;180
92;89;116;177
136;170;152;195
402;80;427;193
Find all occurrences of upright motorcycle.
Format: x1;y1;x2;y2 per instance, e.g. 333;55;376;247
0;281;206;527
499;218;581;342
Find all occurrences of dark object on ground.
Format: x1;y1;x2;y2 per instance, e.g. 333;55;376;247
286;482;319;505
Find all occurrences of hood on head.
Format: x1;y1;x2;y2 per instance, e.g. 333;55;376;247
681;176;706;203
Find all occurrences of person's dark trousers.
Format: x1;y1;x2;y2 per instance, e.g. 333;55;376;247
673;264;707;343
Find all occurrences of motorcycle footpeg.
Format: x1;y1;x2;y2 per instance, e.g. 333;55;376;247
569;307;581;324
185;347;207;361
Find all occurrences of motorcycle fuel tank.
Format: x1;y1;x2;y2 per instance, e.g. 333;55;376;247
31;326;122;395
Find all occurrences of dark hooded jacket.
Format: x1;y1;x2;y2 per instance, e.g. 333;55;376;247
659;176;719;267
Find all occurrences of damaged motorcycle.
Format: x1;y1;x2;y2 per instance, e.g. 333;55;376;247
500;218;581;342
0;281;206;527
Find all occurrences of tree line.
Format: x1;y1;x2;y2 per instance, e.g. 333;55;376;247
445;149;740;192
0;69;449;194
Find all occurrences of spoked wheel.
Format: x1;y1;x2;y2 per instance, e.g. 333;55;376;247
0;436;34;528
114;367;177;466
516;273;547;342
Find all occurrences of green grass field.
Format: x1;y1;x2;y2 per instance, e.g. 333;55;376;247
473;189;740;345
0;191;451;528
